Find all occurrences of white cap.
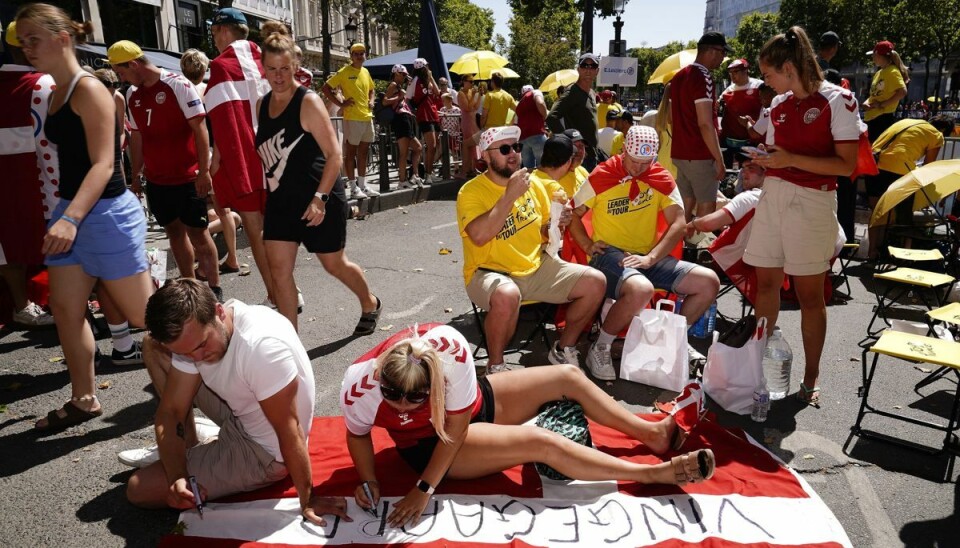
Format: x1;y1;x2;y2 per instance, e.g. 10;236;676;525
623;125;659;159
579;52;600;65
391;64;408;74
478;126;521;152
413;58;428;69
521;84;534;95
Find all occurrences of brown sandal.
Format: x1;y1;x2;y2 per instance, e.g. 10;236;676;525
35;399;103;432
671;448;715;485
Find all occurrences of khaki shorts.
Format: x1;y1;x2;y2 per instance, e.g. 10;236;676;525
674;159;720;204
466;253;589;310
343;119;375;145
187;383;289;501
743;176;838;276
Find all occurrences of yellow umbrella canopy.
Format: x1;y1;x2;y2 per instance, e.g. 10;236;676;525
488;67;520;79
869;159;960;226
539;69;579;92
450;50;509;78
648;49;697;85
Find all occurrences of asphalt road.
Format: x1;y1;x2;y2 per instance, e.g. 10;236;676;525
0;195;957;547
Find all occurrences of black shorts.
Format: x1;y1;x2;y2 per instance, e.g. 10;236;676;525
392;113;416;140
866;169;900;198
145;180;208;229
867;113;897;145
419;121;441;134
263;181;348;254
396;376;495;474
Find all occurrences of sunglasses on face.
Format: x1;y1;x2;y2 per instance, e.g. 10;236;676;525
579;63;599;69
493;142;523;155
380;383;430;404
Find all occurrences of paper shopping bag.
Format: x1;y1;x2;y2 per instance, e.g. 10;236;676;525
702;316;768;415
620;300;689;392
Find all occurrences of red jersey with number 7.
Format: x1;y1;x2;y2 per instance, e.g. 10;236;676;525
126;70;206;185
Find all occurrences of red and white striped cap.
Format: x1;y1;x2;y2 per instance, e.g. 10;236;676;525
623;125;659;159
478;126;521;152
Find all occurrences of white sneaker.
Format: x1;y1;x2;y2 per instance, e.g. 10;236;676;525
118;445;159;468
687;343;706;365
13;302;54;327
360;183;380;197
586;342;617;380
349;180;367;200
194;417;220;444
297;288;305;314
261;296;277;310
424;174;436;185
485;363;508;375
547;343;581;367
411;175;425;188
399;180;415;189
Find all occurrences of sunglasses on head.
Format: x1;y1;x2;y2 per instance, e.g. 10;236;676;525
380;383;430;403
579;63;599;69
492;142;523;155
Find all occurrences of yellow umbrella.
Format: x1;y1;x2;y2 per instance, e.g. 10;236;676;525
450;50;509;78
539;69;579;92
488;67;519;79
648;49;697;85
869;159;960;226
927;96;941;103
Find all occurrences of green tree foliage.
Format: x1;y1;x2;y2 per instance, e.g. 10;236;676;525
364;0;495;50
733;12;781;66
504;4;581;94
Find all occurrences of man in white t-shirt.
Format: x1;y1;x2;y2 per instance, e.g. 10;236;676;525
123;279;348;526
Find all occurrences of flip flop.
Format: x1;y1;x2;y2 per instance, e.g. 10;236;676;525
35;400;103;432
796;383;821;408
219;263;240;274
354;296;382;336
671;448;715;486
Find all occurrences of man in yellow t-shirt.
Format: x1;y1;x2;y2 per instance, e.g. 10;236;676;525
865;115;955;257
457;126;604;375
569;126;720;375
556;128;590;197
322;43;378;199
480;73;517;129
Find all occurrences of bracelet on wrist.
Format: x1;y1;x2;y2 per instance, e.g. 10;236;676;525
60;215;82;228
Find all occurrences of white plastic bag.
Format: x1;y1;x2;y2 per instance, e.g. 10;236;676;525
147;247;167;289
545;201;564;257
620;300;689;392
702;317;768;415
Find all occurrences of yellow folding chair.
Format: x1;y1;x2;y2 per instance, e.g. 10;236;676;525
914;302;960;390
866;267;956;337
852;330;960;478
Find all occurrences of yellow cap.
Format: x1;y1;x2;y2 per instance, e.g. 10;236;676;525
349;43;366;53
107;40;144;65
5;21;19;47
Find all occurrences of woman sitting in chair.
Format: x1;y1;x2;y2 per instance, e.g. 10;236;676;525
339;324;715;528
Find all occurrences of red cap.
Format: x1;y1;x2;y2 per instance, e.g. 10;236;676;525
728;58;749;70
867;41;894;56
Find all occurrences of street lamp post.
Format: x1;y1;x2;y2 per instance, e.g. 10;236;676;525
611;0;626;97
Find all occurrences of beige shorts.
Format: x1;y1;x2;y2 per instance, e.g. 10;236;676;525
743;176;838;276
466;253;590;310
674;159;720;204
343;119;375;145
187;383;289;501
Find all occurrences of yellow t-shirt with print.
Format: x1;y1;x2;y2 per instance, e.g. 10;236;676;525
611;132;624;156
573;178;680;255
557;165;589;198
531;169;565;198
325;65;374;121
874;120;945;175
457;173;551;285
482;89;518;128
864;65;906;122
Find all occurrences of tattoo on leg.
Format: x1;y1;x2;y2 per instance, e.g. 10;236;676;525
177;422;185;439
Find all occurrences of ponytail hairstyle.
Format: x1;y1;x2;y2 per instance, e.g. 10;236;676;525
376;337;450;443
16;2;93;46
887;50;910;84
655;82;672;137
260;20;296;67
759;26;823;95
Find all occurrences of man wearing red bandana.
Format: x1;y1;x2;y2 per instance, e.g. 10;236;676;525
569;126;720;376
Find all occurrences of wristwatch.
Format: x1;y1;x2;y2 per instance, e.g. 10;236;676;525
314;192;330;202
416;479;435;495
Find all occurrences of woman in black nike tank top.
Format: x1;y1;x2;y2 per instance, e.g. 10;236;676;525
16;4;153;432
255;22;380;333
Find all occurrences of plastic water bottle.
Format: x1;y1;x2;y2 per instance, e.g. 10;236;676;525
751;382;770;422
762;328;793;400
705;302;717;336
688;303;717;339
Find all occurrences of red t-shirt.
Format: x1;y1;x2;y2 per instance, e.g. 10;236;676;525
127;70;206;185
670;63;718;161
720;78;763;141
763;82;861;191
516;90;546;141
407;77;440;124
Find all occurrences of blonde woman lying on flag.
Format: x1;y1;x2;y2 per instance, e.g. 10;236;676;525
340;324;715;528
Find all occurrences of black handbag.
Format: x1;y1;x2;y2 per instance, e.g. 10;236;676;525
717;315;759;349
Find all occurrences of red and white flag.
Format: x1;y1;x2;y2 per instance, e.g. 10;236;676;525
205;40;269;200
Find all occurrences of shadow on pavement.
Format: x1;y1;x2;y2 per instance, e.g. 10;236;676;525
0;398;155;477
307;334;361;361
898;479;960;547
843;434;955;483
76;472;176;546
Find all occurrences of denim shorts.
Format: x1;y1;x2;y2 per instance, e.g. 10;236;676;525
590;245;696;300
46;191;149;280
521;134;547;169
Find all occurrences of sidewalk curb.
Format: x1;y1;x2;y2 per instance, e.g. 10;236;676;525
349;178;463;217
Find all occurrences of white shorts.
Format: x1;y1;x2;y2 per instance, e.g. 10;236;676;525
743;176;837;276
343;119;375;145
